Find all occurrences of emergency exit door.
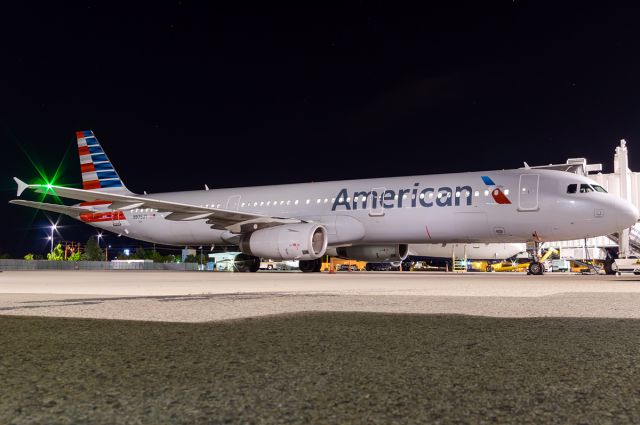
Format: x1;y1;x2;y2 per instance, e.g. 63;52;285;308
226;195;241;210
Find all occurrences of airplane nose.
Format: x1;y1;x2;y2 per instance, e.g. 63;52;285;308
615;199;639;229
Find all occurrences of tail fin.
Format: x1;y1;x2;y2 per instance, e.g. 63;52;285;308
76;130;132;194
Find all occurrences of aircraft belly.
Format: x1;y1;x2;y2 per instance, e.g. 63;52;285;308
409;243;524;260
358;209;455;243
121;213;224;246
356;207;496;243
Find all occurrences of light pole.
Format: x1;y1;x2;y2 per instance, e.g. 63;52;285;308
50;224;57;253
96;233;104;261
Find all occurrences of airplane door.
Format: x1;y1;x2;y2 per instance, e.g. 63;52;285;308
226;195;241;210
518;174;539;211
369;187;385;216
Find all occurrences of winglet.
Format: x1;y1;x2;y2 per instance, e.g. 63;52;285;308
13;177;29;197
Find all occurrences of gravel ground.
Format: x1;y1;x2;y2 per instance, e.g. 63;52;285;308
2;313;640;424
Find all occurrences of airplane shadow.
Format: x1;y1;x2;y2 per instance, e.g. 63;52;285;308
0;292;310;312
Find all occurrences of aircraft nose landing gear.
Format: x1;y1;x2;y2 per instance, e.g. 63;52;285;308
526;238;545;275
527;261;544;275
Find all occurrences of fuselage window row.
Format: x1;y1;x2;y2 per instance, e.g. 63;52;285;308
187;188;517;212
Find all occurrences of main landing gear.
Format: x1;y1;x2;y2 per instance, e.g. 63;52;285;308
603;257;617;275
235;254;260;272
299;258;322;273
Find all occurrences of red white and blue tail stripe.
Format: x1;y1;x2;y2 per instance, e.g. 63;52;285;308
76;130;131;193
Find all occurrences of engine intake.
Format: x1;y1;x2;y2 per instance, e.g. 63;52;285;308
239;223;328;261
335;244;409;262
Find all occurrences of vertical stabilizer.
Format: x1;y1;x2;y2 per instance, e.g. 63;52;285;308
76;130;133;194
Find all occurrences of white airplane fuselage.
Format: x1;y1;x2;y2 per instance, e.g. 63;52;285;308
80;169;637;247
408;243;525;261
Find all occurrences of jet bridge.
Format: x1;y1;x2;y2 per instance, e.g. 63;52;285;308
531;139;640;260
523;157;603;176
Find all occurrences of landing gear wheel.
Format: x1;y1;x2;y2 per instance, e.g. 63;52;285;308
299;258;322;273
604;258;617;276
235;254;260;272
528;262;544;275
248;256;260;272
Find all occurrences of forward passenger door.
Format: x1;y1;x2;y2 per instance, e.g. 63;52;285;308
518;174;539;211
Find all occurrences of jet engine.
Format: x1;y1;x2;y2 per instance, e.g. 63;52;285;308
239;223;328;261
334;244;409;262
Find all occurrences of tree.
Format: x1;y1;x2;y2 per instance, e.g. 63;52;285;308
133;247;147;260
67;251;81;262
164;254;178;263
184;254;199;263
82;237;104;261
47;243;65;261
24;253;34;261
149;250;164;263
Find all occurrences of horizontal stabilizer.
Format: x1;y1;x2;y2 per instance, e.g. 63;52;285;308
13;177;29;197
9;200;88;218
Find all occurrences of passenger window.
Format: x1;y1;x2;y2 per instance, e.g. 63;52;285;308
580;184;594;193
567;184;577;194
592;185;608;193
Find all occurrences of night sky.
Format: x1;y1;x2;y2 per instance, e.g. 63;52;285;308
2;2;640;256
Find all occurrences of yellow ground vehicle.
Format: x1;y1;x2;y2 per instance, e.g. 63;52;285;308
320;259;367;272
490;248;558;273
490;261;530;272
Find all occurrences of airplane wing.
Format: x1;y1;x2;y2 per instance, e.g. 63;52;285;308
12;178;301;233
9;200;88;218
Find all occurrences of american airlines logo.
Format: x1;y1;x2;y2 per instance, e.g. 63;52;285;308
481;176;511;205
331;176;510;211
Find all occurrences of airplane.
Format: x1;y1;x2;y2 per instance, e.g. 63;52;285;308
10;130;639;275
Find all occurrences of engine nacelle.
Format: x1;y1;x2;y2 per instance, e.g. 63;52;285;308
335;244;409;262
239;223;328;261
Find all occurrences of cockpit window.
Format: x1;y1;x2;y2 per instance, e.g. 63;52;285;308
567;184;577;194
580;184;594;193
592;185;608;193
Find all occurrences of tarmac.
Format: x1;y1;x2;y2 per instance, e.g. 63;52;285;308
4;271;640;424
1;270;640;321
